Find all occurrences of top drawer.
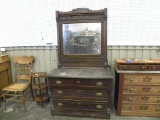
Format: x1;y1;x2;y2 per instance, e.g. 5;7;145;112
119;65;147;71
48;78;109;88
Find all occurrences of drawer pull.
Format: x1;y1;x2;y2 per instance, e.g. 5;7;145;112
57;90;63;95
130;78;134;81
157;98;160;102
152;66;156;69
96;105;102;109
96;82;103;86
57;103;63;107
123;66;127;69
141;66;145;69
96;92;103;97
77;102;81;105
129;97;132;101
129;88;133;92
143;76;152;82
77;80;80;84
56;81;62;85
156;107;160;111
140;106;148;110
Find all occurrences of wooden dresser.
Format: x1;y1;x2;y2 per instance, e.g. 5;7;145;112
114;59;160;117
0;55;12;97
47;68;113;119
47;8;113;119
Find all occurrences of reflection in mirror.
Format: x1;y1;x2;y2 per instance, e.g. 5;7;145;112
63;23;101;55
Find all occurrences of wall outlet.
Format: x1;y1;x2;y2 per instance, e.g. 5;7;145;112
0;48;6;51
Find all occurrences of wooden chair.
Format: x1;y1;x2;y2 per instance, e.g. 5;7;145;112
2;56;34;111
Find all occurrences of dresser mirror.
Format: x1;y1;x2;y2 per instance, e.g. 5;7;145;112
63;23;101;55
56;8;107;68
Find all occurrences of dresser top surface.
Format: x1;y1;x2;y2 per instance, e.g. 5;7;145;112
47;68;113;79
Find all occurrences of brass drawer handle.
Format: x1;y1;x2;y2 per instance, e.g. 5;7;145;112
57;103;63;107
57;90;63;95
77;102;81;105
56;81;62;85
130;78;134;81
96;105;102;109
141;66;145;69
156;107;160;111
96;92;103;97
129;88;133;92
128;97;132;101
77;80;80;84
96;82;103;86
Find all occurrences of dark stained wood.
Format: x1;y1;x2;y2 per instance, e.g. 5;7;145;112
56;8;108;68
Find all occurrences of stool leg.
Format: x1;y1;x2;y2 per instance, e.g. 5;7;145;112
3;91;6;111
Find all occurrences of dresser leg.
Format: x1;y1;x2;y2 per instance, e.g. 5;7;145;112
51;108;54;116
106;108;110;119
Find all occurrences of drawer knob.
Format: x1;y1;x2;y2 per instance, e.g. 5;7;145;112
57;103;63;107
96;82;103;86
57;90;63;95
129;88;133;92
96;105;102;109
156;107;160;111
96;92;103;97
130;78;134;81
77;80;80;84
56;81;62;85
141;66;145;69
129;97;132;101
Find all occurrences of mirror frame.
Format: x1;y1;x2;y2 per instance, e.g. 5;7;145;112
56;8;107;68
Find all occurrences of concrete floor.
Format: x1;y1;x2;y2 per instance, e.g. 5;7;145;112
0;99;159;120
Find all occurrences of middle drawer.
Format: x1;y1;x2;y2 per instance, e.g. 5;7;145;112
52;88;108;99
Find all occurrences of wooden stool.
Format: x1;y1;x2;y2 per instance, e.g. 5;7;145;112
32;72;49;107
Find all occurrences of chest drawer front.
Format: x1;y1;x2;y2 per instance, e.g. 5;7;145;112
49;79;108;88
124;74;160;85
123;86;160;94
122;96;160;103
148;65;160;71
119;65;147;71
122;104;160;112
52;88;108;99
53;100;108;111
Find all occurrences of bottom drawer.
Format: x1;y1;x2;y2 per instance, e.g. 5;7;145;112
53;100;108;111
51;108;110;119
121;104;160;117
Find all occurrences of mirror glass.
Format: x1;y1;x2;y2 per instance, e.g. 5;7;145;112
63;23;101;55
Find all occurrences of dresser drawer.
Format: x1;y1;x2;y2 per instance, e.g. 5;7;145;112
49;78;108;88
52;88;108;99
123;86;160;94
119;65;147;71
53;100;108;111
122;104;160;113
0;62;10;72
122;95;160;103
148;65;160;71
52;109;108;119
124;74;160;85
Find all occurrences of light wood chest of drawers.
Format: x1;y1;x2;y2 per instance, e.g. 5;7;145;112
47;68;113;119
114;59;160;117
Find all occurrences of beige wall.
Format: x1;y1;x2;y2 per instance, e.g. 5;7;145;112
0;46;160;82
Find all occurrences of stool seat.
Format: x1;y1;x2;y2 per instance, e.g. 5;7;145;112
32;72;47;78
